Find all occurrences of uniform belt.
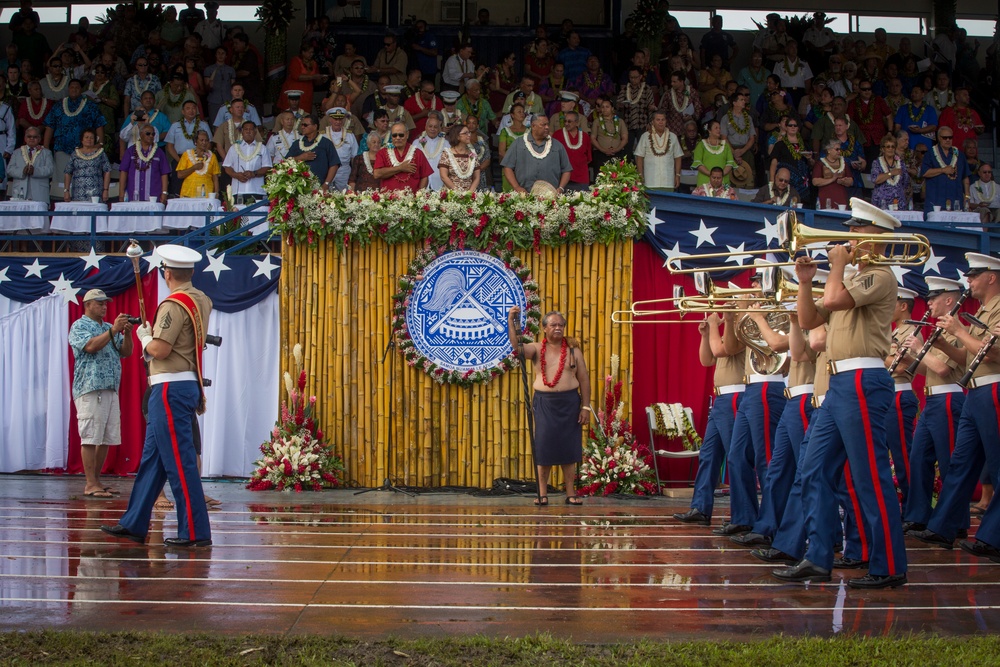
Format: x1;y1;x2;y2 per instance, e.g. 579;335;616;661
968;374;1000;390
894;383;913;392
925;384;964;396
812;395;826;408
148;371;198;386
827;357;884;375
713;384;745;396
785;384;814;399
745;374;785;384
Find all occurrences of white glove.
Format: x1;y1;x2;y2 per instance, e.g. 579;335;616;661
137;321;153;352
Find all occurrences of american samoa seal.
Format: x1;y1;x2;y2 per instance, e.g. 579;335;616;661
394;248;540;385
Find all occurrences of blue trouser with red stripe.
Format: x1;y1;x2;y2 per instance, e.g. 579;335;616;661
801;368;906;576
690;390;743;517
928;384;1000;541
118;381;211;542
752;393;812;537
885;388;919;505
840;463;869;561
904;392;965;525
727;381;786;527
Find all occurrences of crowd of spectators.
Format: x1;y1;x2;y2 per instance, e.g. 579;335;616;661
1;2;998;226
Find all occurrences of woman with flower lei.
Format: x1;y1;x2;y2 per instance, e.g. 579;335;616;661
176;129;220;198
498;102;528;192
871;135;910;210
812;140;853;208
768;117;813;203
347;131;382;192
507;307;591;506
691;118;735;187
438;123;480;192
590;97;628;172
63;128;111;202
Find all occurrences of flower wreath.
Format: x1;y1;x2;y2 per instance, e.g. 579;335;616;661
649;402;702;451
391;243;541;386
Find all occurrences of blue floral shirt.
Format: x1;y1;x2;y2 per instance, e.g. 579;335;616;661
69;316;125;398
45;98;106;154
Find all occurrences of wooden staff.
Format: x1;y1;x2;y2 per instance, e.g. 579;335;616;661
126;239;146;323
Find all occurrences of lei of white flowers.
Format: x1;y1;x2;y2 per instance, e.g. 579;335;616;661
522;132;552;160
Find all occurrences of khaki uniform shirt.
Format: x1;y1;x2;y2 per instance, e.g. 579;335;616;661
149;282;213;376
788;330;818;388
816;265;896;361
925;331;965;387
890;321;922;384
968;294;1000;381
714;352;745;388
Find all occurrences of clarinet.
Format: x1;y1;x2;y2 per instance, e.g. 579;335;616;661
888;312;928;374
960;333;998;387
905;289;971;376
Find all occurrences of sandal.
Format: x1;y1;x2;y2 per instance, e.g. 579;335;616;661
565;496;583;505
533;496;549;506
154;498;174;510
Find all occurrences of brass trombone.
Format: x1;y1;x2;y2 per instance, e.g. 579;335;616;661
665;211;931;274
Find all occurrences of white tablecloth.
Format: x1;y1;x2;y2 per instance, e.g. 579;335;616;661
0;200;48;232
50;201;107;233
926;211;981;224
103;201;164;233
164;197;222;230
890;210;925;222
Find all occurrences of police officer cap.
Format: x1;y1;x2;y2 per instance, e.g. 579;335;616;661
383;85;404;95
559;91;580;103
925;276;964;295
286;89;304;99
159;245;202;269
440;90;461;103
897;287;918;300
843;197;901;231
83;288;112;303
965;252;1000;275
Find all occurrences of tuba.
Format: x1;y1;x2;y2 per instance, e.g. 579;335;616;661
736;311;790;375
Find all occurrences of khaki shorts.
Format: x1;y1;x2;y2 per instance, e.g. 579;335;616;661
75;390;121;446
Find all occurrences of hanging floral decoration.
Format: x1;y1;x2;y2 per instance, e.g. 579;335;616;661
649;402;702;451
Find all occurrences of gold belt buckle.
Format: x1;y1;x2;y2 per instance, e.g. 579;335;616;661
784;388;792;399
811;396;820;408
713;387;721;397
924;386;931;397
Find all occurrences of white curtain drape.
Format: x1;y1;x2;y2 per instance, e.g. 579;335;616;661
0;294;70;472
199;291;279;476
0;293;30;318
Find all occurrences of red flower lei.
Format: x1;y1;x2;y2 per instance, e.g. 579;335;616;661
540;337;568;388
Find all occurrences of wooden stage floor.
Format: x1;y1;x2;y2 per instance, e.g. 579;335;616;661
1;475;999;640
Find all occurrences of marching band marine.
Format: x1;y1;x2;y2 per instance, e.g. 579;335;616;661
899;277;967;533
714;271;787;537
731;299;816;548
101;245;214;548
911;253;1000;560
507;307;591;507
774;198;909;589
883;286;922;507
673;311;746;526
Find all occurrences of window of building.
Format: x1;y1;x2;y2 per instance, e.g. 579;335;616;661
855;15;925;35
1;6;67;23
956;18;996;38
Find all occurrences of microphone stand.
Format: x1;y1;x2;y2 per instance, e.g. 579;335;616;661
355;338;415;496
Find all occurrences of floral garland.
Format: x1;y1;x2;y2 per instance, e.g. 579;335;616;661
263;158;647;250
577;354;658;497
247;343;345;492
390;244;542;386
649;402;702;451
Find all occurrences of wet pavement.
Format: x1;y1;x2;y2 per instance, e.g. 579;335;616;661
1;474;999;640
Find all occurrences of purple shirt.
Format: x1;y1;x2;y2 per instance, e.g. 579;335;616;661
120;145;171;201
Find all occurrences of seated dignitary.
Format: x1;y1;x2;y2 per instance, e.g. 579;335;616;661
692;166;738;199
752;167;800;206
5;127;53;202
223;120;273;203
969;163;999;223
500;114;572;196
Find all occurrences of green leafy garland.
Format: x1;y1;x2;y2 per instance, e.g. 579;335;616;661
263;159;647;251
391;244;541;386
256;0;296;32
649;402;702;451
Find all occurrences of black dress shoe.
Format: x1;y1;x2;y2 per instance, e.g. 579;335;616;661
772;559;831;583
164;537;213;548
833;556;869;569
848;573;907;589
751;548;798;564
712;523;752;536
959;539;1000;560
673;508;711;526
730;532;771;547
910;529;954;549
100;524;145;543
956;529;968;539
901;521;926;533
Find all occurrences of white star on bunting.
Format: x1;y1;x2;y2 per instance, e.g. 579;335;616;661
756;216;781;247
24;258;47;278
80;247;105;271
144;246;164;274
661;241;687;269
204;252;231;280
646;207;663;235
921;247;945;275
890;265;911;286
725;243;752;266
0;266;10;285
688;219;718;248
252;254;279;280
48;273;81;304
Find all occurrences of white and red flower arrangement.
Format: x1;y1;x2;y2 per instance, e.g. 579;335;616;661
577;355;658;497
247;343;344;492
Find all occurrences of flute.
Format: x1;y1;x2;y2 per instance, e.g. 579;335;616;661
905;289;971;376
888;312;928;374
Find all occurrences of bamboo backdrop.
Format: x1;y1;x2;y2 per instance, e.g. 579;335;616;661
280;239;633;488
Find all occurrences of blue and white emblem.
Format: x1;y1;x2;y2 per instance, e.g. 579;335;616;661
405;250;527;373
